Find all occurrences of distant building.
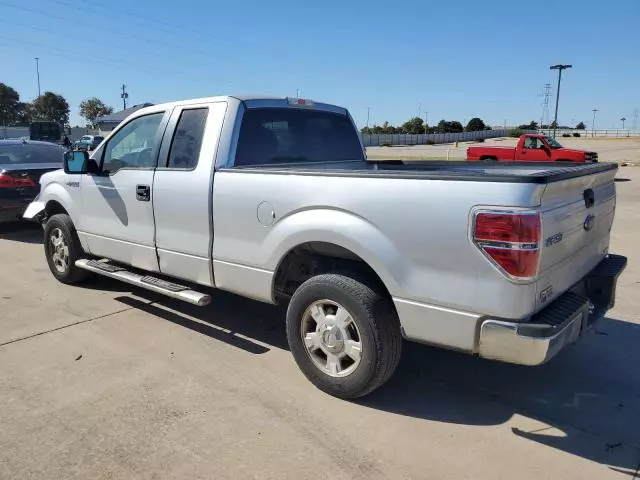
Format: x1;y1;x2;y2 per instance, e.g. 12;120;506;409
95;103;153;135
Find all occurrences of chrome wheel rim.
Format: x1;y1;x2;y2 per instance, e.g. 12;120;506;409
301;299;362;378
49;228;69;274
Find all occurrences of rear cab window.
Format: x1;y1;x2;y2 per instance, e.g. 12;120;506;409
234;107;364;166
166;108;208;169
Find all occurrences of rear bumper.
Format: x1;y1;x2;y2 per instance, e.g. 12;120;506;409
478;254;627;366
0;200;30;223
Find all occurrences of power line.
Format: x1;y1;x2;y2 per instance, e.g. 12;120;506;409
0;35;251;90
0;0;314;79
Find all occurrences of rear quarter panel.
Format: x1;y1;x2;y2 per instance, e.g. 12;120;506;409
212;170;547;322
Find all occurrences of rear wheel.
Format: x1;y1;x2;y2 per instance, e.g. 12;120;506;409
44;214;93;284
481;156;498;161
286;274;402;399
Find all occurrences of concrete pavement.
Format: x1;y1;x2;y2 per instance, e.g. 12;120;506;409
1;168;639;479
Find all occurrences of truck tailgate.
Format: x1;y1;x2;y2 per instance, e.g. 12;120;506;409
536;166;617;310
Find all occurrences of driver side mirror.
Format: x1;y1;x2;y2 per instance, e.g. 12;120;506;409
64;150;89;174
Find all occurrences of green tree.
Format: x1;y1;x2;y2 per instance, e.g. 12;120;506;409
518;120;539;130
0;83;21;125
436;120;464;133
575;121;586;130
550;120;558;129
465;117;487;132
79;97;114;127
32;92;70;125
381;121;397;134
401;117;425;134
360;126;372;134
14;102;33;126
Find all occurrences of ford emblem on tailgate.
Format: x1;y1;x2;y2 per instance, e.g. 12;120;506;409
583;214;595;231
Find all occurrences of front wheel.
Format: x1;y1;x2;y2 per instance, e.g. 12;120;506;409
286;274;402;399
44;214;93;284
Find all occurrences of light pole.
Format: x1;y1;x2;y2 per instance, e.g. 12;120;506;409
591;109;598;137
550;64;572;138
621;117;626;129
34;57;41;97
366;107;370;128
424;111;428;134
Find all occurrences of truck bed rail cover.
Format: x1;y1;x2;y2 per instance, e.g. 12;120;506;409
224;160;617;184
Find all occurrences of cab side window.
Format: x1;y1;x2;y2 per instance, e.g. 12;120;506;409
523;137;538;149
166;108;208;169
102;113;164;174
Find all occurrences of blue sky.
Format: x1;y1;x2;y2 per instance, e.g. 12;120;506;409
1;0;638;128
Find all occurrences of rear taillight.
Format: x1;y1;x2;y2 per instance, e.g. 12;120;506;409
0;173;36;188
472;210;541;280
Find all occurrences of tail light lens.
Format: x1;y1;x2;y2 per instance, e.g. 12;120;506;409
0;173;36;188
473;210;541;280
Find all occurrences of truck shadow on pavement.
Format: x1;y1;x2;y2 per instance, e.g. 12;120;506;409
112;288;289;355
107;285;640;475
0;222;42;244
360;316;640;477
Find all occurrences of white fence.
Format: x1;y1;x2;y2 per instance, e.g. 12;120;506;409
538;129;640;138
1;126;29;139
1;126;95;142
361;129;510;146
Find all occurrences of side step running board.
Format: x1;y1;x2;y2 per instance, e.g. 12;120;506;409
75;259;211;306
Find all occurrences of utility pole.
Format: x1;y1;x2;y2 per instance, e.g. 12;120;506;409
620;117;626;129
424;111;428;134
366;107;370;128
296;88;300;98
120;84;128;110
550;64;572;138
418;102;422;120
591;109;598;137
34;57;41;97
633;109;639;131
540;83;551;129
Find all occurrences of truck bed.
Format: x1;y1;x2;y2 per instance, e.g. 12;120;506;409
227;160;617;184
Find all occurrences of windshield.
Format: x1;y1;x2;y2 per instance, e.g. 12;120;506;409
0;143;65;165
544;136;563;149
235;108;364;166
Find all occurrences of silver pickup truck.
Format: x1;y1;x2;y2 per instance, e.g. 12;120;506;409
24;96;626;399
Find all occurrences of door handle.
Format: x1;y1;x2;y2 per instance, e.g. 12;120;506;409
136;184;151;202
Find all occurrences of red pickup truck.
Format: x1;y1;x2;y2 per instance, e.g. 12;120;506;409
467;134;598;163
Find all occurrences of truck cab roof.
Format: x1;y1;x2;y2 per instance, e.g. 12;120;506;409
131;95;348;119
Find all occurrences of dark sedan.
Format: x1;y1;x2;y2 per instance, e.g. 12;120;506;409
0;140;65;224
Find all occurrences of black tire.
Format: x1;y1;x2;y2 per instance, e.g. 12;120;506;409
43;213;93;284
286;274;402;399
481;156;497;161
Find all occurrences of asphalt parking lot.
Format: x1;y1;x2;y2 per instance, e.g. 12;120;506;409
1;168;639;479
